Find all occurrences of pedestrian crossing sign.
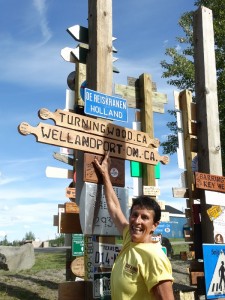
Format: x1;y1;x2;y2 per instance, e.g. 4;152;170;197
203;244;225;299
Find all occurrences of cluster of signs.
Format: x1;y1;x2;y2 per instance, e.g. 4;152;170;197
18;78;170;299
195;171;225;299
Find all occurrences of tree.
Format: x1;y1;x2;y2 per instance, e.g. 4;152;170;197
23;231;35;241
160;0;225;172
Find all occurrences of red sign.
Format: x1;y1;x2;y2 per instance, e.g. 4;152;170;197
195;172;225;193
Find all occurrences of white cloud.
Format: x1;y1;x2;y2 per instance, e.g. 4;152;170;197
32;0;52;44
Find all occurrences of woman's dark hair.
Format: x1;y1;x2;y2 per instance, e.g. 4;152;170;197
130;195;161;223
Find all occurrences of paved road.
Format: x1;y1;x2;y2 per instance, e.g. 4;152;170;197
34;246;70;253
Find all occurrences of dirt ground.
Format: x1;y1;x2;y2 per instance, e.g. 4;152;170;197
0;258;197;300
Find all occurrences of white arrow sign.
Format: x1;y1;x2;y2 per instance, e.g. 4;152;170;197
45;166;73;179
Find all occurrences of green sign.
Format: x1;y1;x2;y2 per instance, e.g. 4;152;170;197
72;234;84;256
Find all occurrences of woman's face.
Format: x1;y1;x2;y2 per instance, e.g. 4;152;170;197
129;205;159;243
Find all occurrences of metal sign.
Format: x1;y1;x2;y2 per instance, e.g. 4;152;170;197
205;190;225;205
203;244;225;299
72;234;84;256
79;182;129;235
92;242;122;268
84;88;128;122
195;172;225;193
93;272;111;299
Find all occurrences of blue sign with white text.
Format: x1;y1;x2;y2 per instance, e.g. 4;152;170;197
84;88;128;122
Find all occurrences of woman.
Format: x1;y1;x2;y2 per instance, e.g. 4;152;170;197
94;152;174;300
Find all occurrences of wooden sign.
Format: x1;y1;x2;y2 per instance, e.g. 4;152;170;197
66;187;76;199
114;83;167;112
195;172;225;193
83;153;125;186
172;187;189;198
143;185;160;196
38;108;160;148
64;202;79;213
53;152;74;166
70;257;84;277
18;122;168;166
60;213;82;234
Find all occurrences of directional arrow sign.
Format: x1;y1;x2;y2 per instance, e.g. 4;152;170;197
18;122;169;166
38;108;160;148
45;166;73;179
53;152;74;166
70;45;119;73
67;25;117;53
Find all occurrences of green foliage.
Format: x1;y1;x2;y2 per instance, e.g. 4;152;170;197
23;231;35;241
49;233;65;247
161;1;225;172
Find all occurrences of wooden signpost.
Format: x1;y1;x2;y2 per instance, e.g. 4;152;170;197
38;108;160;148
18;122;168;166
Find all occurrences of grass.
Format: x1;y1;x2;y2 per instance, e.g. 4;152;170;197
29;252;65;272
0;252;66;300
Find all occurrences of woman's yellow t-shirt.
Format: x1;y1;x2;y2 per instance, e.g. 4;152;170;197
110;226;174;300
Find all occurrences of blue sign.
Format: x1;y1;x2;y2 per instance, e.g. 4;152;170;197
203;244;225;299
84;88;128;122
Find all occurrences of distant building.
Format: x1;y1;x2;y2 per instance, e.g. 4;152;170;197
154;205;187;239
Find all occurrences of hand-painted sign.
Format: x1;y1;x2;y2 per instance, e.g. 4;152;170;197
143;185;160;196
18;122;168;166
79;182;128;235
195;172;225;193
84;88;128;122
38;108;160;148
203;244;225;299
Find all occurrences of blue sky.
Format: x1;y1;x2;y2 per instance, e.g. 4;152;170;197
0;0;196;242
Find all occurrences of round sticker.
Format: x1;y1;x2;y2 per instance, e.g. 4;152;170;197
110;168;119;178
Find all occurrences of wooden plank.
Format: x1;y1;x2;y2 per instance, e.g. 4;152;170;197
87;0;113;94
195;172;225;193
83;153;125;186
194;7;222;244
114;83;167;112
53;152;74;166
58;282;85;300
66;187;76;199
38;108;160;148
172;187;189;198
127;76;157;91
18;122;168;166
64;202;79;213
60;212;82;234
139;74;156;187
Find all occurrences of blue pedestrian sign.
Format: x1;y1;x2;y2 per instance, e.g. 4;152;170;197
203;244;225;299
84;88;128;122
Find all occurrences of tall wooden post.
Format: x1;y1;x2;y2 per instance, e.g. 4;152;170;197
139;74;156;188
85;1;113;299
87;0;113;94
193;6;222;244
